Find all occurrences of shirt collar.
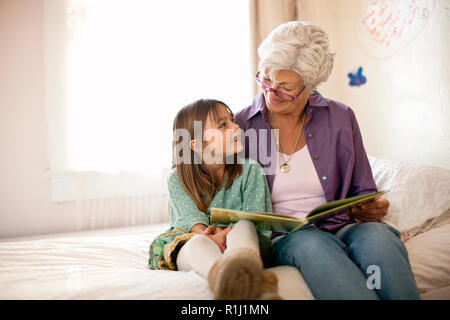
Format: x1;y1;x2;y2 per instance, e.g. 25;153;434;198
246;91;329;121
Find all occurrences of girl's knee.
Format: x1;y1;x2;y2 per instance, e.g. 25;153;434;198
178;234;221;262
233;219;255;230
177;234;222;275
183;234;218;253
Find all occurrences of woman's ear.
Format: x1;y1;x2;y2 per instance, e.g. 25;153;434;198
190;139;202;153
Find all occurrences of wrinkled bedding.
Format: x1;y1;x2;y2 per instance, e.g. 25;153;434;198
0;224;214;300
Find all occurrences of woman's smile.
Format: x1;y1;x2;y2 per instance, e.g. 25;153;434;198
267;94;284;106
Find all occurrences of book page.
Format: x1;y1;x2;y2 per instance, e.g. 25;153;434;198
306;190;388;221
210;207;306;233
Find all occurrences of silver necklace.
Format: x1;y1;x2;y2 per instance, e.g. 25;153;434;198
270;110;306;173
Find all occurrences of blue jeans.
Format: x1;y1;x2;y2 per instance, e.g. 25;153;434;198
273;222;420;300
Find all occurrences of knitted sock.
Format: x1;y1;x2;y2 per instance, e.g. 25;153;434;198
259;270;283;300
208;247;263;300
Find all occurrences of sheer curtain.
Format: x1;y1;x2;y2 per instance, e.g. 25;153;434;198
44;0;252;229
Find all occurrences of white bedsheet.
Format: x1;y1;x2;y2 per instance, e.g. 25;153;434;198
0;223;311;300
0;223;214;300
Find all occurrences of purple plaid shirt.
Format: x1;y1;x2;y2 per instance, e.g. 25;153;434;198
234;91;378;233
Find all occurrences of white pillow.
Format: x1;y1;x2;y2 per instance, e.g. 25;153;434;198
368;156;450;234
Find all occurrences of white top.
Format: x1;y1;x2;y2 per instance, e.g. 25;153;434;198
271;144;327;220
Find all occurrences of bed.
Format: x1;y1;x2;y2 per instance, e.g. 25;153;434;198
1;156;449;300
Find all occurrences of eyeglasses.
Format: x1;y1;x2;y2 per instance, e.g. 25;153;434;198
255;71;306;101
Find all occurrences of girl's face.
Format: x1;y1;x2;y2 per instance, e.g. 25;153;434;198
197;104;243;164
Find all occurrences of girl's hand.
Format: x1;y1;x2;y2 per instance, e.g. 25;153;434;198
204;225;226;235
204;226;232;252
347;196;390;223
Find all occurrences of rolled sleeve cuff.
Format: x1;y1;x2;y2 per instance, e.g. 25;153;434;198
182;216;210;233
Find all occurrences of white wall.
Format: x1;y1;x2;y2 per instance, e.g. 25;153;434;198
0;0;79;238
301;0;450;168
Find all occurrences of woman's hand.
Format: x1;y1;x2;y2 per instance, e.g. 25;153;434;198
204;225;232;252
347;196;390;223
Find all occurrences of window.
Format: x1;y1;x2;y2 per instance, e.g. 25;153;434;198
45;0;252;202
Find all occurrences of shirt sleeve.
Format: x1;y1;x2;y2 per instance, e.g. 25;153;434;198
348;109;378;196
241;162;273;213
168;173;210;232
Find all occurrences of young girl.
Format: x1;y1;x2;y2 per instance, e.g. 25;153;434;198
148;99;280;300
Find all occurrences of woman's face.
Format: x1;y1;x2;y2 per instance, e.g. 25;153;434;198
260;69;311;114
197;104;243;164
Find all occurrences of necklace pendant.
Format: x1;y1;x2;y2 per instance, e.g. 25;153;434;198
280;163;291;173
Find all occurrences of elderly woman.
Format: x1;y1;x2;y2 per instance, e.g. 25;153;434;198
234;21;420;300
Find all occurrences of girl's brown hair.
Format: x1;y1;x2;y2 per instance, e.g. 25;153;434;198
172;99;242;213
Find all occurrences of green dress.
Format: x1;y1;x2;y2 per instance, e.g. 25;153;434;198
148;158;274;270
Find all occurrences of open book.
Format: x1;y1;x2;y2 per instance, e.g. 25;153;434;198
210;190;387;233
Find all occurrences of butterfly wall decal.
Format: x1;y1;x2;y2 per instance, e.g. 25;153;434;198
348;67;367;87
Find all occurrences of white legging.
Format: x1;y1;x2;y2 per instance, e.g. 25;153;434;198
176;220;260;278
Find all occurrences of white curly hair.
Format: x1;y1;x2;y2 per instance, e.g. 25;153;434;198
257;21;335;91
